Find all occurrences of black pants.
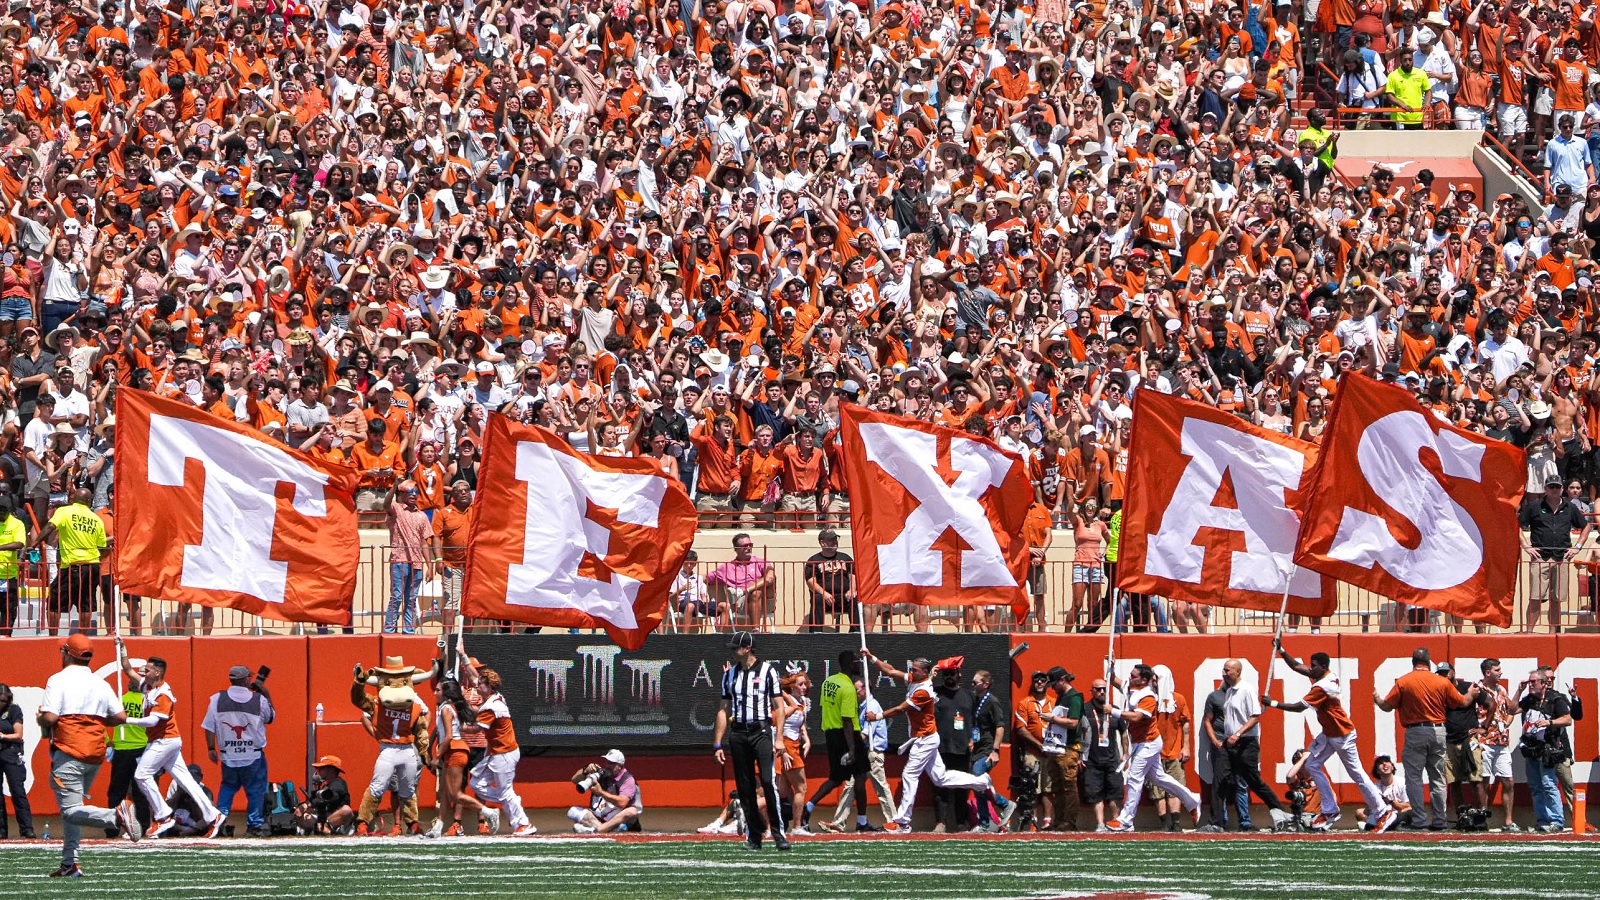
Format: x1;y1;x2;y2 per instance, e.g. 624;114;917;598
0;582;15;637
0;753;32;837
727;725;785;841
50;562;99;629
1210;736;1282;827
933;751;972;830
105;745;151;835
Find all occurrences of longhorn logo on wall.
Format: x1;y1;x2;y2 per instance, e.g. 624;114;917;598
465;634;1011;748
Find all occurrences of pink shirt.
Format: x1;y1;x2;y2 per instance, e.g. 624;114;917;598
388;504;433;565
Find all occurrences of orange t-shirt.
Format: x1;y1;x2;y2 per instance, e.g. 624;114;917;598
905;682;938;738
1381;668;1467;726
1305;676;1354;738
1156;692;1191;761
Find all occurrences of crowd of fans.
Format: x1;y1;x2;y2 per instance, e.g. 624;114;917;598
0;0;1591;636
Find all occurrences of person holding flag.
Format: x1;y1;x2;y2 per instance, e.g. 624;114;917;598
1263;647;1399;834
864;654;993;832
116;638;227;839
1103;664;1201;833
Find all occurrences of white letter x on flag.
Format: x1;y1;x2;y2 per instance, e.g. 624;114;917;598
858;421;1017;588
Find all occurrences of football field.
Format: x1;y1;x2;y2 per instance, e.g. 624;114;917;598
4;834;1596;899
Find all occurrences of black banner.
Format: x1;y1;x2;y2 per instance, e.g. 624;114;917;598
463;633;1012;749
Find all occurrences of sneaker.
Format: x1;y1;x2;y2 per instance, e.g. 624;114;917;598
387;823;403;837
206;813;227;839
791;826;813;837
1104;818;1134;833
885;821;911;833
697;824;723;835
446;823;464;837
773;835;791;851
424;820;444;839
144;816;176;839
49;864;84;878
1310;812;1341;832
998;800;1019;830
1191;806;1203;829
1375;808;1399;834
573;823;597;834
511;824;538;837
355;822;370;836
481;809;501;835
931;823;947;834
744;838;762;851
1496;823;1521;834
245;826;270;838
856;822;884;833
115;800;141;842
815;821;842;833
1199;825;1224;834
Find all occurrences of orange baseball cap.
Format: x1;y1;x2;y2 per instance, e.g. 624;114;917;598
61;634;93;659
313;756;343;771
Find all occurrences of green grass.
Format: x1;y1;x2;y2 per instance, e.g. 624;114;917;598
4;835;1597;899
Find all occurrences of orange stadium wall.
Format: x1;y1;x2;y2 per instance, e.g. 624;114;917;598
4;634;1599;816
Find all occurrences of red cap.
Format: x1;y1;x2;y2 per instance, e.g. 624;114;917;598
936;655;965;672
62;634;93;659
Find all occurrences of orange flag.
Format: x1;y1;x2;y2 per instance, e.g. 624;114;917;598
1293;374;1526;627
838;405;1033;618
462;415;696;650
1117;390;1337;617
113;389;359;626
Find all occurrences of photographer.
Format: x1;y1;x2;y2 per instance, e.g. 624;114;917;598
1517;670;1573;833
294;755;354;835
201;664;275;838
566;749;641;834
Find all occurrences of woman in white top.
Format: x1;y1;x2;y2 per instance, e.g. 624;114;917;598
776;672;811;834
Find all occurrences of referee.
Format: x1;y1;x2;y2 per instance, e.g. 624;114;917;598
713;632;790;851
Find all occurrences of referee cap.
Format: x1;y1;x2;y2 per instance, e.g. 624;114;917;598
727;631;755;650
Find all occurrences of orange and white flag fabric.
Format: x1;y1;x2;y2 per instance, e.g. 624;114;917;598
1117;390;1336;617
462;415;696;650
1293;373;1525;627
838;405;1032;617
114;389;359;626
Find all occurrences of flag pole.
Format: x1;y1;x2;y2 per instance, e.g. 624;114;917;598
856;600;873;700
450;612;466;680
1264;582;1293;698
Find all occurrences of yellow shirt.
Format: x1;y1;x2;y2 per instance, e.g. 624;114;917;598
50;503;106;566
0;513;24;577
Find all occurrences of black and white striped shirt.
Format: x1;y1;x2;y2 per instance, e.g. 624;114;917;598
722;660;780;726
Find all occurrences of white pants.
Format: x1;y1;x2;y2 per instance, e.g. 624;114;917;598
368;744;421;800
1122;736;1197;818
893;734;992;826
1306;728;1387;818
136;737;219;823
470;749;529;829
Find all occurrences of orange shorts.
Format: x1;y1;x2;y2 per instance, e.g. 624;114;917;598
444;747;469;769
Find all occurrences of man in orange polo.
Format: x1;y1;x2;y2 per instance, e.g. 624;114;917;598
1374;647;1480;830
351;417;402;512
38;634;141;877
430;480;472;632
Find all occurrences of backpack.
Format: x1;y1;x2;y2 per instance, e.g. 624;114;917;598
267;781;300;836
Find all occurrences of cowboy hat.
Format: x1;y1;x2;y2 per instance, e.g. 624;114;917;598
406;330;439;349
700;349;731;373
419;266;450;290
267;265;291;293
284;327;313;347
44;325;77;352
174;223;205;244
379;242;416;267
367;656;431;683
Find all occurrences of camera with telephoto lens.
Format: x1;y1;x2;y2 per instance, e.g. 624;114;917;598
251;666;271;692
574;763;603;793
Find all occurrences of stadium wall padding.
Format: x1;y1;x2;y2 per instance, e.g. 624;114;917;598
2;634;1598;814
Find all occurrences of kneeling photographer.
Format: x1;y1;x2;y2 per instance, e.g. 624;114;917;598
567;749;642;833
295;755;355;835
